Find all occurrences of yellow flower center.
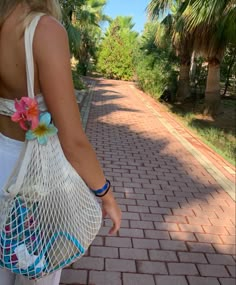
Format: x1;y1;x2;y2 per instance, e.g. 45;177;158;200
34;124;48;136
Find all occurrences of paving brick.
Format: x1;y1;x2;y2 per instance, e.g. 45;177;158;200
214;244;236;255
219;278;236;285
115;186;133;193
140;213;163;222
146;194;167;202
203;226;229;235
167;196;187;203
220;235;236;245
206;254;236;265
123;273;155;285
154;222;179;231
89;271;122;285
60;269;87;284
199;204;223;213
90;246;118;258
124;182;143;188
180;202;202;211
145;229;170;240
172;208;195;216
130;220;154;229
160;240;187;251
170;231;196;241
133;238;160;249
98;226;118;236
128;205;150;213
226;226;236;236
227;265;236;277
187;276;220;285
136;200;157;207
126;193;145;200
72;257;104;270
92;236;104;246
113;192;125;198
168;262;198;275
154;189;173;196
164;215;187;224
116;198;136;205
174;191;194;198
210;219;234;227
159;201;180;208
119;228;144;238
179;224;204;233
196;233;223;244
150;207;171;214
120;248;148;260
136;260;168;274
105;237;132;248
187;242;216;253
194;209;218;219
188;216;211;226
122;212;140;220
106;259;136;272
149;250;178;261
155;276;188;285
198;264;230;277
135;188;154;194
104;218;129;228
178;252;208;263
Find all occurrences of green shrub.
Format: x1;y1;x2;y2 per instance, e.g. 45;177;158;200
72;70;85;90
134;22;178;99
97;16;138;81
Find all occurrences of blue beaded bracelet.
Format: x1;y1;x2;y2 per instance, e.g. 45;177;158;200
92;180;111;197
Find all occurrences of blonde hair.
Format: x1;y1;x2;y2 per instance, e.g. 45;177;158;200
0;0;61;28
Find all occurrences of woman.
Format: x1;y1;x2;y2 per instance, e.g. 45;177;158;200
0;1;122;284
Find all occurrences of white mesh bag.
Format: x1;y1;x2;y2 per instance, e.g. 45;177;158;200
0;14;102;280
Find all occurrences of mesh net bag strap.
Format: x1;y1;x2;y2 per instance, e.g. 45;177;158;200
0;14;102;280
25;13;44;99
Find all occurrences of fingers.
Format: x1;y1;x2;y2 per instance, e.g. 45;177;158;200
101;200;122;235
109;222;120;235
109;217;121;235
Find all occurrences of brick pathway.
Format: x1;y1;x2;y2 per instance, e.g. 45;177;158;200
60;78;235;285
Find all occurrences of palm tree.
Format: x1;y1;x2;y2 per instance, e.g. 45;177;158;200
182;0;236;116
60;0;109;75
74;0;110;75
147;0;194;101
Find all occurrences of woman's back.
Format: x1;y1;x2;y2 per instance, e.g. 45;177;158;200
0;4;41;140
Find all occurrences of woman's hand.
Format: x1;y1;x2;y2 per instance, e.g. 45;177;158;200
101;191;122;235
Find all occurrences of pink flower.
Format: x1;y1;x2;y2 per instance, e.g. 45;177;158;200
11;97;39;130
23;97;39;129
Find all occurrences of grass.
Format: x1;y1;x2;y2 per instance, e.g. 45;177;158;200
167;105;236;166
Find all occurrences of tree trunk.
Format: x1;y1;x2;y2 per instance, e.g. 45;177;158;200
176;64;191;102
190;51;197;81
222;53;236;97
203;61;221;117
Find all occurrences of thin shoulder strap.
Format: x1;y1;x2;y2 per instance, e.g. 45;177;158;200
24;13;45;99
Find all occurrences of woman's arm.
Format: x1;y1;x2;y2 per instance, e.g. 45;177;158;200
34;16;121;234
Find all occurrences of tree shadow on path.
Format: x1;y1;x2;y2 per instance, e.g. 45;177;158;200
60;78;236;285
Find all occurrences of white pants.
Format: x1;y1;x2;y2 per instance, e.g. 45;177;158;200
0;133;61;285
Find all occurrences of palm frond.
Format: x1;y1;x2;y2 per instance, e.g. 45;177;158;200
146;0;174;20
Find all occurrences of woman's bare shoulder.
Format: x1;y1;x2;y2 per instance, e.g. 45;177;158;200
34;15;68;46
34;15;69;62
